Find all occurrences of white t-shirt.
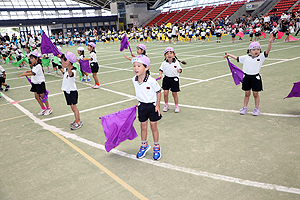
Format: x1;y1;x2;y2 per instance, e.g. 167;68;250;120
172;26;178;35
89;51;97;62
61;67;77;93
31;64;45;84
237;51;268;75
159;59;182;77
0;65;5;77
132;74;161;106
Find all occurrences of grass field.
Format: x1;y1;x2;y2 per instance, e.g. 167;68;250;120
1;34;300;200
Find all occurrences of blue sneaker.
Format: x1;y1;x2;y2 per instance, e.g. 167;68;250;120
81;78;86;82
153;146;161;160
86;78;91;82
136;144;151;159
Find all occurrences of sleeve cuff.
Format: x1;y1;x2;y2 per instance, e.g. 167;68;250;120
264;51;268;58
237;57;239;62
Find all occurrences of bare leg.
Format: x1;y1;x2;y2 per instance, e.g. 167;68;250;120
140;121;148;141
172;92;178;104
243;90;251;107
150;121;159;143
164;90;169;103
93;72;99;84
70;104;80;121
253;91;260;108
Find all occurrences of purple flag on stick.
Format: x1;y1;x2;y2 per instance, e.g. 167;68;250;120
26;76;49;103
226;57;244;85
120;34;133;55
284;81;300;99
100;106;138;152
79;59;92;73
40;32;62;56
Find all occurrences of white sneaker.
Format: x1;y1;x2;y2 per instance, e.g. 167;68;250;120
38;109;47;116
163;104;169;112
174;106;180;113
252;108;260;116
239;107;248;115
44;109;52;116
92;84;100;89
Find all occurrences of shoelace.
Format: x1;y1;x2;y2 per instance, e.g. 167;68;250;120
153;147;160;154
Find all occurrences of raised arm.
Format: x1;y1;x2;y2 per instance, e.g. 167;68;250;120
223;53;237;60
266;34;274;55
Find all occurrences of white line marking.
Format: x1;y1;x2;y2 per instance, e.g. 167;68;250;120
42;98;135;122
1;92;300;195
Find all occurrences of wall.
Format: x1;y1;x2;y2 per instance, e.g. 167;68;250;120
125;4;160;27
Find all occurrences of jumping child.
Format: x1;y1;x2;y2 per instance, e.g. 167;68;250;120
224;35;274;116
17;50;52;116
158;47;186;113
132;55;162;160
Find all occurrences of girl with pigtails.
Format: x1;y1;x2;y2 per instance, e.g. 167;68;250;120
158;47;186;113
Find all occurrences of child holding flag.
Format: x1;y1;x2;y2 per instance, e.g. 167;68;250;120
223;35;274;116
82;42;100;89
60;52;83;130
124;44;146;61
17;50;52;116
132;55;162;160
77;47;91;82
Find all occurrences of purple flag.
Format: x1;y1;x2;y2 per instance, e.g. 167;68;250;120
100;106;138;152
120;34;132;54
40;32;62;56
227;58;244;85
79;59;92;73
26;76;49;103
284;81;300;99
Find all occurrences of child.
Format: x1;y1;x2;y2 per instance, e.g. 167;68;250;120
249;25;254;42
77;47;91;82
82;42;100;88
254;24;261;42
17;50;52;116
132;55;162;160
230;25;236;43
60;52;83;130
224;35;274;116
52;46;64;76
0;65;10;91
158;47;186;113
215;26;222;43
124;44;146;61
41;54;51;73
200;29;206;43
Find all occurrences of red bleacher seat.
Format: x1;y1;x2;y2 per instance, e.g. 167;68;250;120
268;0;298;17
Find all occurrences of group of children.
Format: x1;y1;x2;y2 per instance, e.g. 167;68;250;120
0;31;278;161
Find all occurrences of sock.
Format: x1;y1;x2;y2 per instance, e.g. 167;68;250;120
46;106;50;110
175;103;179;107
154;142;160;147
87;76;90;79
96;83;100;86
75;119;80;123
41;105;46;110
165;102;169;105
141;141;147;146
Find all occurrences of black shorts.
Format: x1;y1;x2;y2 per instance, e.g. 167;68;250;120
138;102;162;122
162;76;180;92
255;32;261;37
64;91;78;105
201;36;206;39
90;62;99;73
52;62;62;69
30;82;47;94
216;33;222;37
172;35;177;38
188;35;193;38
250;33;253;37
17;55;22;61
21;44;26;48
0;77;5;84
242;74;263;92
231;34;236;38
